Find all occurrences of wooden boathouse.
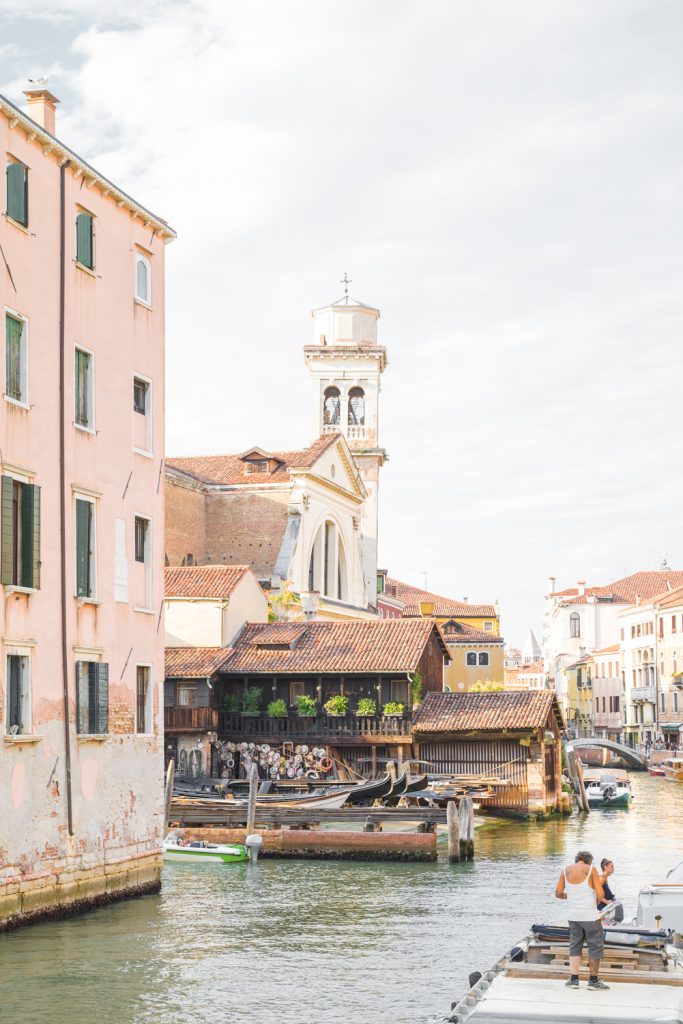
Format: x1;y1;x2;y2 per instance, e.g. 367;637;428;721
411;690;565;817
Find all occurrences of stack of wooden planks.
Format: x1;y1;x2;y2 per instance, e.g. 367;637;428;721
514;939;676;984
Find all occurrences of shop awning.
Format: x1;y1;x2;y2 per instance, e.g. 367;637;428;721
661;723;683;732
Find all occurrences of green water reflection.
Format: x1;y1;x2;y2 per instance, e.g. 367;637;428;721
1;775;682;1024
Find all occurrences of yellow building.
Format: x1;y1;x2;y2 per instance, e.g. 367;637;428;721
562;654;594;738
384;578;503;690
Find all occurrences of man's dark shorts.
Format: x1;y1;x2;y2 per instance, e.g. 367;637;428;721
569;920;604;959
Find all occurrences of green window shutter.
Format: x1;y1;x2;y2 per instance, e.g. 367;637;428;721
5;315;22;401
76;213;93;269
7;162;27;226
75;349;89;426
1;476;15;585
96;663;109;733
76;661;88;734
76;498;92;596
20;483;40;589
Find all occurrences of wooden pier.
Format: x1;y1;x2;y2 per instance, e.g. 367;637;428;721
169;800;446;829
173;826;437;861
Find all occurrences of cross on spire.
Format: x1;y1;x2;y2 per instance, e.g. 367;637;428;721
340;271;351;301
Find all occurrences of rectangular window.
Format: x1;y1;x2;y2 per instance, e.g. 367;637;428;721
674;692;679;714
136;665;151;734
76;211;94;269
177;685;197;707
483;621;493;632
135;516;148;562
6;653;30;734
5;312;28;405
6;160;28;227
75;496;96;598
478;652;489;666
76;661;108;734
290;681;305;704
133;376;152;453
659;618;664;637
74;347;94;429
114;517;128;603
466;652;477;666
1;476;41;589
673;616;678;634
661;692;666;712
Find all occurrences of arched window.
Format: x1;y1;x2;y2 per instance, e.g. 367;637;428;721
181;553;195;566
308;519;348;600
323;386;340;426
135;253;152;304
348;386;365;426
570;612;580;638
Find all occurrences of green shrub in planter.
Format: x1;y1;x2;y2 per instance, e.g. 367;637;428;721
267;699;288;718
382;701;405;716
412;671;423;706
324;694;348;716
295;694;317;717
356;697;376;715
223;694;241;713
242;686;262;715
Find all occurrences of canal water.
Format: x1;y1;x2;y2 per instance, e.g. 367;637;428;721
2;774;682;1024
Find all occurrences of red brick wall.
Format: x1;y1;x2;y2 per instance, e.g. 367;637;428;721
204;490;289;577
165;479;207;566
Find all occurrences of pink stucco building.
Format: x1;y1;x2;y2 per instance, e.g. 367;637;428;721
0;85;175;928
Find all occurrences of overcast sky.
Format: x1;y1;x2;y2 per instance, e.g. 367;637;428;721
2;0;682;645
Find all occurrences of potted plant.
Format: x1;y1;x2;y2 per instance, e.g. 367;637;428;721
295;694;317;717
242;686;262;716
223;694;241;713
356;697;376;716
324;694;348;716
382;701;405;717
267;698;288;718
411;671;423;707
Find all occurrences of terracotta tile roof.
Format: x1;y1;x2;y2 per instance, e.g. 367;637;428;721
652;584;683;610
519;660;545;673
551;571;683;606
165;647;231;678
165;564;251;599
166;434;340;486
441;621;505;645
593;644;620;655
385;578;497;618
412;690;563;733
219;618;449;675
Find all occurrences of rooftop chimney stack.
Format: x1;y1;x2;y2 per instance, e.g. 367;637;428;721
577;580;586;597
549;576;556;595
23;81;59;135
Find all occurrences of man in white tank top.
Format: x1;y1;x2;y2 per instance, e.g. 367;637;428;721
555;849;608;990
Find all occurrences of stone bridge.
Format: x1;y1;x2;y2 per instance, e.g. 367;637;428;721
568;737;648;770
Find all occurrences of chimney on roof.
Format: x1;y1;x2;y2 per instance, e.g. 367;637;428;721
549;576;556;595
23;80;59;135
577;580;586;597
462;596;468;603
635;594;641;606
418;601;434;617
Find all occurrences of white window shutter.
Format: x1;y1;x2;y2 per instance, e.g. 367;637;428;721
114;517;129;602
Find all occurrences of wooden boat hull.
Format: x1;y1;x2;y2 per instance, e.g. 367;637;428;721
163;840;248;863
648;765;665;776
663;766;683;782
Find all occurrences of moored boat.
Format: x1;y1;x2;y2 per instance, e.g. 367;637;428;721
582;768;632;808
648;764;665;776
636;859;683;933
662;756;683;782
449;924;682;1022
163;836;248;863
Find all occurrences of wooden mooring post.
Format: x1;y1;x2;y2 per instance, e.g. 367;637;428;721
164;759;175;833
447;799;460;863
458;796;474;860
246;763;258;836
576;758;590;814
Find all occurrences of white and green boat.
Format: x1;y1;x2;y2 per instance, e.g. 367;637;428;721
163;836;248;864
583;768;632;809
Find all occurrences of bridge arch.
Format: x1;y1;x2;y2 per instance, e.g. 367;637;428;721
568;737;648;770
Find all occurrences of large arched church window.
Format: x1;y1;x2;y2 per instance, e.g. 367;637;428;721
308;519;349;601
348;386;365;425
323;386;341;426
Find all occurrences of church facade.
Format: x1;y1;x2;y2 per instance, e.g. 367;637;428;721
165;291;388;618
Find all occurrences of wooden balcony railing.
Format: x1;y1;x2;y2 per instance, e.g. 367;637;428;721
164;706;219;731
215;711;413;741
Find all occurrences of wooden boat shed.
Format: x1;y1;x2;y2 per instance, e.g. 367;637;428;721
411;690;565;817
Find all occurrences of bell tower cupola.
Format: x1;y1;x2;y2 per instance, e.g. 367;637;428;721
304;276;388;609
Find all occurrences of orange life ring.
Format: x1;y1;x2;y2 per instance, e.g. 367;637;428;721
318;756;333;772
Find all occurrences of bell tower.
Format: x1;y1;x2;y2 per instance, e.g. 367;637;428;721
303;278;388;609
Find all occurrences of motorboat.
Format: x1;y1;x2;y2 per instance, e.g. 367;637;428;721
662;756;683;782
163;836;248;863
636;859;683;935
449;924;682;1023
582;768;632;808
648;764;666;776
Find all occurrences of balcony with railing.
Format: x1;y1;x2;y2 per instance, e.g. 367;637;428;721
165;706;219;732
631;686;657;703
215;711;413;744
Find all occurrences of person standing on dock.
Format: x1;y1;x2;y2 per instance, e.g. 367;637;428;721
555;850;609;991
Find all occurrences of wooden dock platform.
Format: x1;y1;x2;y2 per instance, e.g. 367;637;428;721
173;826;437;861
169;801;447;829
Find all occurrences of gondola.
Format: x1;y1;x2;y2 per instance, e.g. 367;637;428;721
342;773;393;805
404;773;429;794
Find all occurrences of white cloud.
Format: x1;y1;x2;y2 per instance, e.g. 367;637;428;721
3;0;683;643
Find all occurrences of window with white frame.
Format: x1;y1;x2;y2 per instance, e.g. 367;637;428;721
75;495;97;598
483;621;493;632
134;515;152;609
5;311;28;406
76;660;108;734
478;652;489;666
135;253;151;305
74;347;94;430
466;652;477;666
133;375;152;452
570;612;581;638
1;475;41;589
136;664;152;733
6;652;30;735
